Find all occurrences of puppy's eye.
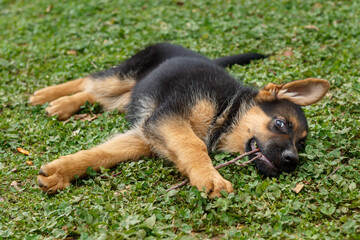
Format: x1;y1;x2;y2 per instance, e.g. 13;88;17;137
275;119;286;129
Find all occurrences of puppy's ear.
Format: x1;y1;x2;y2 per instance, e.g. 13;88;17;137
257;78;330;106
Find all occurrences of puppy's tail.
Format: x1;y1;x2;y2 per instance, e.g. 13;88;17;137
213;53;268;68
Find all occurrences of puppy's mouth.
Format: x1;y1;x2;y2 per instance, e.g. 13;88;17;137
248;139;280;176
249;140;274;167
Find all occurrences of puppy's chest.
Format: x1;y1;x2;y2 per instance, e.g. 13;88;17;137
188;99;232;149
188;100;216;138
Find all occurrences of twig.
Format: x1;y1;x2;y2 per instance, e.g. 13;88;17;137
166;149;260;192
100;171;122;179
268;69;277;75
111;172;123;177
90;61;98;69
326;165;341;179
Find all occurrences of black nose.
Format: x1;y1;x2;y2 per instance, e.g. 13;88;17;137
282;150;299;163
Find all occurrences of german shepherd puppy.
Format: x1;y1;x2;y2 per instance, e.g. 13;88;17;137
30;43;329;198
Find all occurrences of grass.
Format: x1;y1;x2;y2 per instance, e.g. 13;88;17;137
0;0;359;239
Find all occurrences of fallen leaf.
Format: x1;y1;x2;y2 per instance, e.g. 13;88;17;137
105;18;116;25
17;147;29;155
78;114;98;122
119;185;132;194
63;114;98;123
0;196;5;202
61;225;68;232
283;49;294;57
66;50;77;56
313;3;323;10
236;224;245;230
10;168;17;173
305;25;319;31
292;183;304;193
26;160;34;166
10;181;21;191
45;4;53;13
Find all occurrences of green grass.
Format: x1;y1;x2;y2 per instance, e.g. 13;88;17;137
0;0;359;239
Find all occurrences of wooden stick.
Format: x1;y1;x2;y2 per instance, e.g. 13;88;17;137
166;149;261;192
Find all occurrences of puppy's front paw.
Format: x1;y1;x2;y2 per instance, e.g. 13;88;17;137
190;170;233;198
37;160;72;194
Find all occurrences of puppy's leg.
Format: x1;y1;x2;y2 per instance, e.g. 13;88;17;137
45;92;96;120
30;78;87;105
30;77;97;120
149;119;233;198
37;130;151;194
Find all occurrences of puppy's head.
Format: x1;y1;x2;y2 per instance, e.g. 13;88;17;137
251;78;329;176
220;78;329;177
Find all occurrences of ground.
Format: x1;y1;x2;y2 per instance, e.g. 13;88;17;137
0;0;359;239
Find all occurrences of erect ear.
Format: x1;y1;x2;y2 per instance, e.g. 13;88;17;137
256;78;330;106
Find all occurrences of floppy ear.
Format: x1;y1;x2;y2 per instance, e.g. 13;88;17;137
257;78;330;106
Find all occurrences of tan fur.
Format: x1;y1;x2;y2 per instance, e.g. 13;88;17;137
188;100;215;140
150;118;233;198
46;92;96;120
30;78;87;105
30;76;135;120
300;130;307;139
218;106;272;153
256;78;329;106
37;129;151;194
85;76;135;112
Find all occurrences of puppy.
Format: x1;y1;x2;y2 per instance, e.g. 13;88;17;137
30;43;329;197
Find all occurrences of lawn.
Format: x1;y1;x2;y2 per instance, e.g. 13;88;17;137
0;0;359;239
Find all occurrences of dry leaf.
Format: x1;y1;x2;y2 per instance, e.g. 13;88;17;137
10;181;21;191
119;185;132;194
73;114;92;120
313;3;323;10
292;183;304;193
26;160;34;166
64;114;98;123
10;168;17;173
45;4;53;13
305;25;319;31
0;196;5;202
236;224;245;230
61;225;68;233
283;49;294;57
105;18;116;25
17;147;29;155
66;50;77;56
77;114;98;122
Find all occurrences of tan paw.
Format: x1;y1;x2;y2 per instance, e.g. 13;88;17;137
46;96;78;120
30;87;60;105
190;170;233;198
37;162;71;194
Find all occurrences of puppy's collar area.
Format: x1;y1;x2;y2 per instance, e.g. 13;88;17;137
207;93;257;152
